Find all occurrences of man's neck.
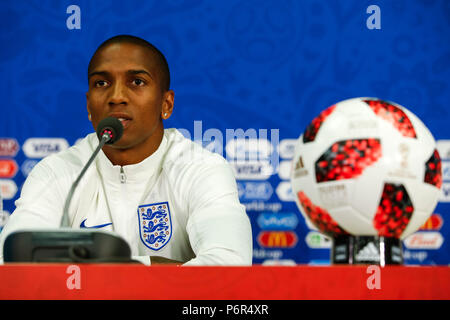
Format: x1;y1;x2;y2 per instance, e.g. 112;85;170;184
101;129;164;166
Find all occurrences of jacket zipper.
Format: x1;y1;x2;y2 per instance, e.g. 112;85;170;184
120;167;126;184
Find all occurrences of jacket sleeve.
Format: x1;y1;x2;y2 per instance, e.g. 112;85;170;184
0;159;66;263
182;158;253;266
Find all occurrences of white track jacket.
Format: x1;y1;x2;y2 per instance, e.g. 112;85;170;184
0;129;252;265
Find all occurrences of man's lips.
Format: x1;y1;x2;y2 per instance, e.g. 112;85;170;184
117;118;131;129
108;113;132;129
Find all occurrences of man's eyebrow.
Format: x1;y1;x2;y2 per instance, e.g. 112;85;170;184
88;69;154;79
127;69;153;79
88;71;109;79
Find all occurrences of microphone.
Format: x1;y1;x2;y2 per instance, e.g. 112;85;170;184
3;117;136;263
96;116;124;145
61;117;123;227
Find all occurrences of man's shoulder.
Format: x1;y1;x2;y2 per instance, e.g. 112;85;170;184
161;129;239;205
163;128;229;172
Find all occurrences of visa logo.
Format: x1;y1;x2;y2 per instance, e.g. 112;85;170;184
237;165;261;174
33;144;61;153
23;138;69;158
230;160;273;180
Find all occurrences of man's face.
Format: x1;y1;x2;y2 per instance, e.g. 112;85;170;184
86;42;172;150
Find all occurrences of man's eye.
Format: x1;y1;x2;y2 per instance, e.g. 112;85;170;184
132;79;145;86
95;80;108;87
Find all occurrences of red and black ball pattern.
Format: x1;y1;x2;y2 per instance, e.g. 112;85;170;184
364;99;417;138
297;191;348;237
303;105;336;143
315;138;382;183
424;149;442;189
373;183;414;238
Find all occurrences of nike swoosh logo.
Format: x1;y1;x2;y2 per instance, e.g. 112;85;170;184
80;219;113;229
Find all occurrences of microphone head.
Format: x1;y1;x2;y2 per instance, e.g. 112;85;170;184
96;117;124;144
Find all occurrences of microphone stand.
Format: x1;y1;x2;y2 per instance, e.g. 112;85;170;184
61;133;109;227
3;118;136;263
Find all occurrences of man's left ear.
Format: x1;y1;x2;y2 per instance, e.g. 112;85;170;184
162;90;175;120
86;92;92;122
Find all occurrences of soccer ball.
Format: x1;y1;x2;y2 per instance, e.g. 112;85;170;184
290;97;442;239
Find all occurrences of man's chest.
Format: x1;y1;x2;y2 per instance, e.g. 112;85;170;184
71;175;191;258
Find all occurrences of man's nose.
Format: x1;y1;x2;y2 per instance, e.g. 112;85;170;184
108;82;128;106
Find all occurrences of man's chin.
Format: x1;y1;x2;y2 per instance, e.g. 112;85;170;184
103;139;133;150
101;128;163;153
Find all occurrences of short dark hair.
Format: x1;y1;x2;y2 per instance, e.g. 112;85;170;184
88;35;170;92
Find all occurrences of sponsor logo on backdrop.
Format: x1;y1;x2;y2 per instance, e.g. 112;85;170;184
305;231;332;248
439;182;450;202
21;159;39;177
277;160;292;180
238;182;273;201
257;212;299;230
244;201;282;212
0;138;19;157
279;139;297;159
0;159;18;178
276;181;295;202
257;231;298;248
253;249;283;260
436;140;450;160
22;138;69;158
402;250;428;263
403;232;443;249
230;160;274;180
442;161;450;181
0;179;18;200
419;214;443;231
226;138;273;160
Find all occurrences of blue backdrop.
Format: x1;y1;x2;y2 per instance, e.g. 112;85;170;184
1;0;449;265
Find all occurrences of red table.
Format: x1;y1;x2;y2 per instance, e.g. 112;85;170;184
0;264;448;300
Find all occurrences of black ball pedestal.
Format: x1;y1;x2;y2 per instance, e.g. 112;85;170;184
331;235;403;266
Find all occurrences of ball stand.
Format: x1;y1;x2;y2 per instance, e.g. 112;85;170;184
331;235;403;266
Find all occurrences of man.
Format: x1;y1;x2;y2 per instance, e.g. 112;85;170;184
0;35;252;265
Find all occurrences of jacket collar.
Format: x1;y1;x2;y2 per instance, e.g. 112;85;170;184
89;133;168;184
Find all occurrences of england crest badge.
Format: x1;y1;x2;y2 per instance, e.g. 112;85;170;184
137;201;172;251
